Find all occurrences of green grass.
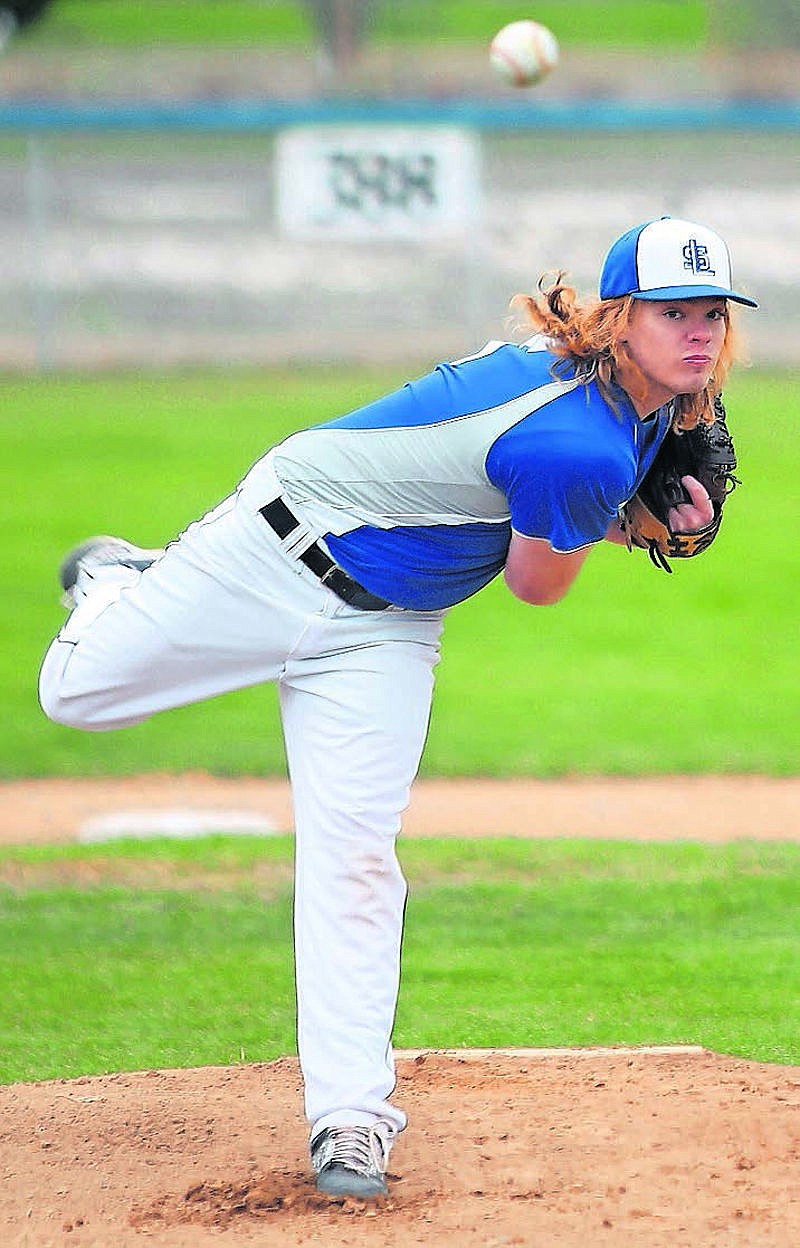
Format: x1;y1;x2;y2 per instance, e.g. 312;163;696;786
1;836;797;1084
2;365;797;780
18;1;709;52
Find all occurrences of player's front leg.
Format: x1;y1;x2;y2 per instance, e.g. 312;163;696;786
278;604;443;1197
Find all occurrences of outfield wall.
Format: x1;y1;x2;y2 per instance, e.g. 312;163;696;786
1;100;797;370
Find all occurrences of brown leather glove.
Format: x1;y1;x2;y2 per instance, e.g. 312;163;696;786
619;395;740;573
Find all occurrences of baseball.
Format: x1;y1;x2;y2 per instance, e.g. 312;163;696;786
489;19;559;88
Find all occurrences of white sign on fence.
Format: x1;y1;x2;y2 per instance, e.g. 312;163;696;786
275;126;482;240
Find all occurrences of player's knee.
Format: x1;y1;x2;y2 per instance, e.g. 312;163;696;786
38;647;121;732
38;680;114;732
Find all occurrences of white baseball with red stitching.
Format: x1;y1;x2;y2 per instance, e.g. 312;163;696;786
489;20;559;88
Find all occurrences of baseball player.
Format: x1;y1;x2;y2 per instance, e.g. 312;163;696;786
39;217;755;1199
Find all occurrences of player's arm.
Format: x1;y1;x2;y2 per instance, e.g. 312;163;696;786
504;532;591;605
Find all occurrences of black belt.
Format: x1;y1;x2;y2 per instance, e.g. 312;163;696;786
259;497;391;612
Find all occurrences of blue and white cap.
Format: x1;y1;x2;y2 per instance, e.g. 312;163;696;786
599;216;758;308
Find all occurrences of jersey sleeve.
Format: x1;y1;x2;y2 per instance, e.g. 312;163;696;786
486;421;631;553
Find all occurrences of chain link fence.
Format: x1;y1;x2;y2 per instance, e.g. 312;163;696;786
1;120;797;371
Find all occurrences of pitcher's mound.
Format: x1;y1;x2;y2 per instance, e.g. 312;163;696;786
2;1047;798;1246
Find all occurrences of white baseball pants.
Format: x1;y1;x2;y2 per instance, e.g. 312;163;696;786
39;451;445;1139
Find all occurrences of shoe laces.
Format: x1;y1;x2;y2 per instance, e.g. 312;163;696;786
313;1123;393;1176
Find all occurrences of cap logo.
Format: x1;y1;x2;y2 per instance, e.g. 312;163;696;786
682;238;715;278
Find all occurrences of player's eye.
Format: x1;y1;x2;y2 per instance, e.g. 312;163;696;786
707;307;726;320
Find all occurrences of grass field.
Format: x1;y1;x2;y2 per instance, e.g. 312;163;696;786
20;1;709;52
2;365;798;780
2;836;798;1084
2;359;797;1088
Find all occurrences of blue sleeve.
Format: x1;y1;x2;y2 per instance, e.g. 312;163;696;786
486;420;632;552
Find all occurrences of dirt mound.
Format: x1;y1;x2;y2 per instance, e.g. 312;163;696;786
2;1049;798;1247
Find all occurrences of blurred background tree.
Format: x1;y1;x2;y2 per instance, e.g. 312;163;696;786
304;0;377;75
0;0;54;50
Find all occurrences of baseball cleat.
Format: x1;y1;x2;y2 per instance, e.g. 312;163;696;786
59;535;163;608
310;1122;394;1199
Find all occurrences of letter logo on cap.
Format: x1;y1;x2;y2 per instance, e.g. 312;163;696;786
682;238;716;278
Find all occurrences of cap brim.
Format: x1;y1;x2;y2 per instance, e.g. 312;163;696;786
632;284;758;309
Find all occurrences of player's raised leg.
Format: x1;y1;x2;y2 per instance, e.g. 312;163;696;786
39;492;316;730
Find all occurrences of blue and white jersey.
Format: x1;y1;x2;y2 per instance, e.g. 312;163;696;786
272;339;671;610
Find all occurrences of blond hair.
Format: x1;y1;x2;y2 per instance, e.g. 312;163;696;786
509;274;740;429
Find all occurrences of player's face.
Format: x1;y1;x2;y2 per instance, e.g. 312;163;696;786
620;297;728;415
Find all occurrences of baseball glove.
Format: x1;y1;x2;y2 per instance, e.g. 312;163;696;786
619;395;740;572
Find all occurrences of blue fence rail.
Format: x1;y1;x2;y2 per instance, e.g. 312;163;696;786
0;97;798;132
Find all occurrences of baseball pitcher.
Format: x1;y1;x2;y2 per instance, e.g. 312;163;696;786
39;216;756;1199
